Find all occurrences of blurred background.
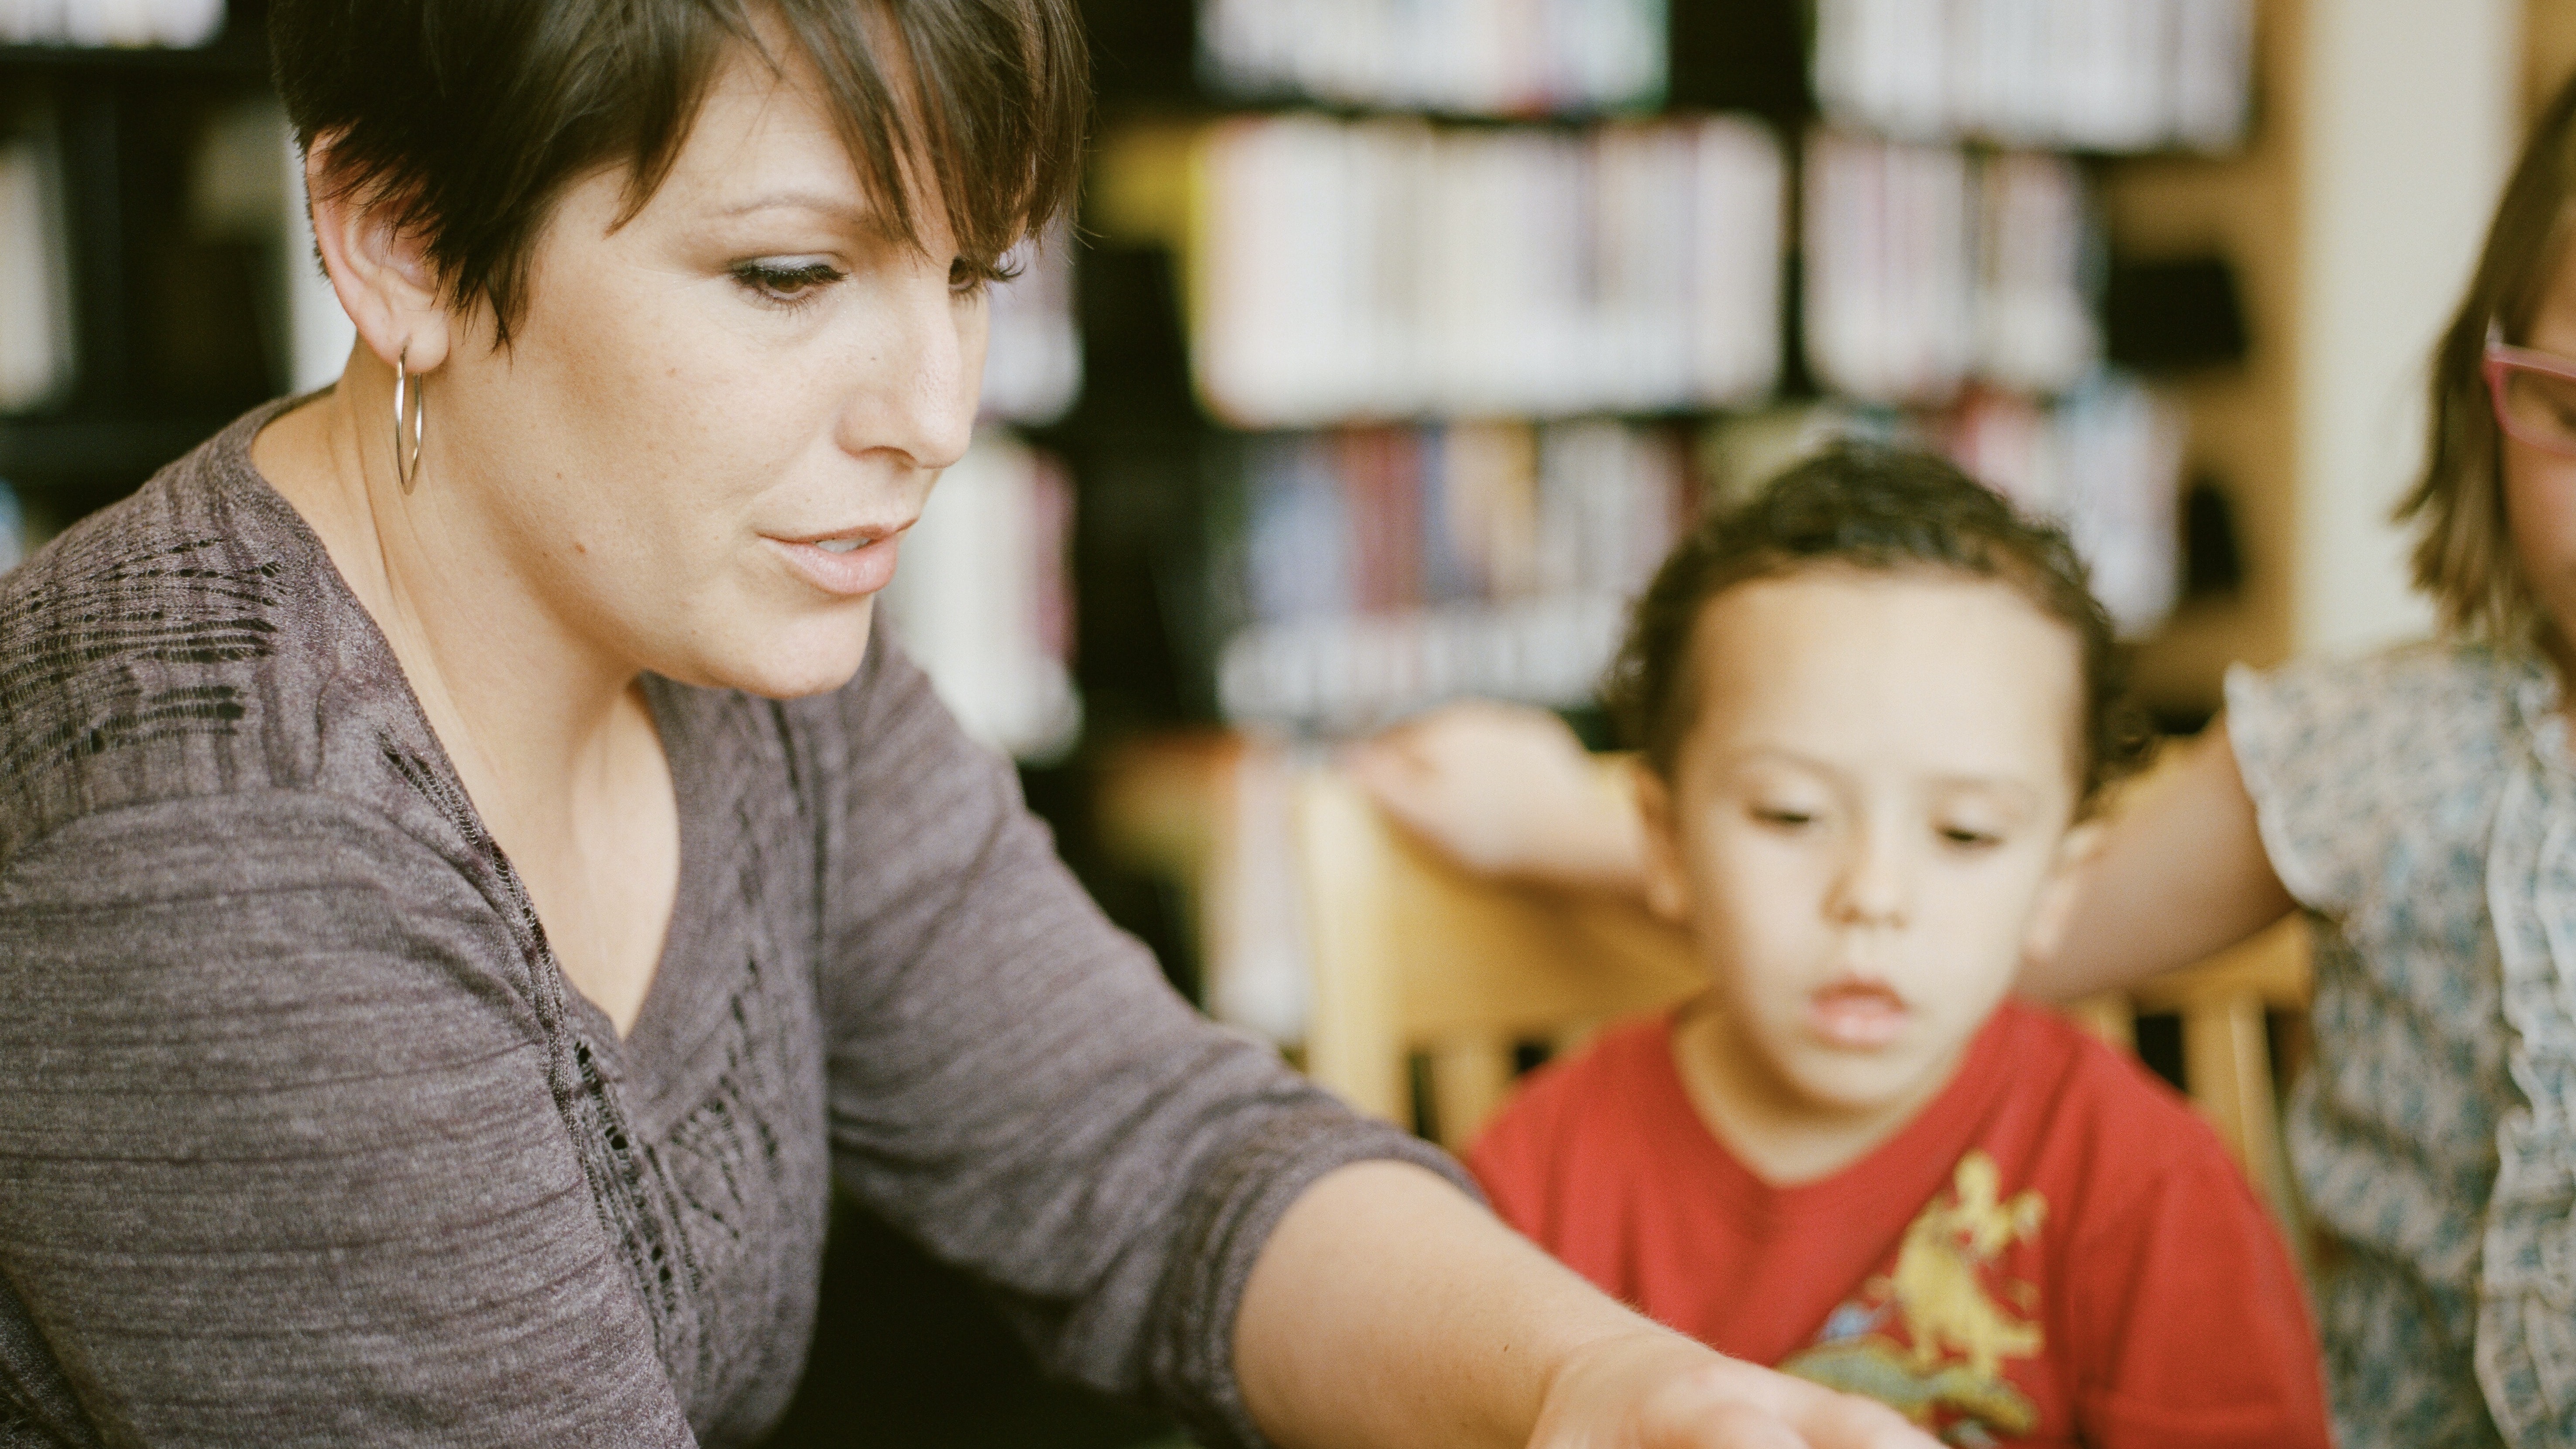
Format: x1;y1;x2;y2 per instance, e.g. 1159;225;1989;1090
0;0;2559;1443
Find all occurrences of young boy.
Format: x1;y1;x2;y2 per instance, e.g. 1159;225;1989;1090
1465;445;2329;1448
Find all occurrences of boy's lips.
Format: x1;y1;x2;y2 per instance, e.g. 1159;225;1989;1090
1808;979;1910;1049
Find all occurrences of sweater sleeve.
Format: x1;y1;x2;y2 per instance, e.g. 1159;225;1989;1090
0;792;697;1449
2062;1110;2332;1449
807;639;1473;1449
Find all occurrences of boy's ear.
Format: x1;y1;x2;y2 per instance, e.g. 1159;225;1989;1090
1632;768;1692;924
2022;818;2106;966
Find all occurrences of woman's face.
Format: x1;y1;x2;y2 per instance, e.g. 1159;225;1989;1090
2505;248;2576;659
428;42;989;699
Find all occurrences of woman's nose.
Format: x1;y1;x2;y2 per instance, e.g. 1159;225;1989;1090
837;258;980;474
1828;819;1914;928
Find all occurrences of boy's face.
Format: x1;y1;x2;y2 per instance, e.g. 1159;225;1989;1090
1639;567;2088;1125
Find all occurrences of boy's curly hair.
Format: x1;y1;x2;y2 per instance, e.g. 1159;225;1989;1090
1604;442;2153;811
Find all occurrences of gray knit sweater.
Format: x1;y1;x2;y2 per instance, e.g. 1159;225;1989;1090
0;403;1460;1448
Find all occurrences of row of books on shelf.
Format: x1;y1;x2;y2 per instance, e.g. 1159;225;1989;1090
878;431;1081;764
1217;419;1691;731
0;131;72;413
1193;114;1783;427
1216;373;2184;734
1804;136;2099;405
1198;0;1666;117
0;0;223;47
1184;116;2111;429
1814;0;2252;153
980;227;1082;427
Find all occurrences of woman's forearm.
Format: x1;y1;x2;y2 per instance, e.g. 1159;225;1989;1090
1234;1160;1931;1449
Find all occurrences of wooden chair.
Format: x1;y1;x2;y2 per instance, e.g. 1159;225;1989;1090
2064;920;2311;1230
1295;765;1699;1148
1294;763;2314;1232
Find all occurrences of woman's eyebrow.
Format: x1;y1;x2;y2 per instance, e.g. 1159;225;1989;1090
715;189;900;240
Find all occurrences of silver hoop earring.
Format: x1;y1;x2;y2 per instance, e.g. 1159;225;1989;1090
392;347;427;495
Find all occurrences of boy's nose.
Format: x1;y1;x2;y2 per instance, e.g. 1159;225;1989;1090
1828;823;1914;928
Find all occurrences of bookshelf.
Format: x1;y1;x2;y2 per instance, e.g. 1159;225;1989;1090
0;0;280;555
1075;0;2255;749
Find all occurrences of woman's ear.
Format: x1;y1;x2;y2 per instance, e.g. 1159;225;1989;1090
304;134;453;374
2023;818;2106;968
1633;767;1692;924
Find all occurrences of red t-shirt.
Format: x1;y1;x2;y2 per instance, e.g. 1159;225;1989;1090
1468;1000;2329;1448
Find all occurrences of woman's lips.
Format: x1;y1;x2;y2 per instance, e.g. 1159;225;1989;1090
1808;980;1910;1050
764;532;904;598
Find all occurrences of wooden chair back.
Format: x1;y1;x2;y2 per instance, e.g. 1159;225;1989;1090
2065;920;2310;1229
1295;766;1700;1147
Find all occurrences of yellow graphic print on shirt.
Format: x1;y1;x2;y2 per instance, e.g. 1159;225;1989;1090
1779;1152;2047;1448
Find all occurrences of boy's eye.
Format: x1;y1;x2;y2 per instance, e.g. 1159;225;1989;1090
1752;806;1818;829
731;259;845;308
1938;824;2003;849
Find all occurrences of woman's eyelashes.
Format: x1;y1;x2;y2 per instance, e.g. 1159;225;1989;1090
949;254;1020;297
730;257;845;310
728;254;1013;308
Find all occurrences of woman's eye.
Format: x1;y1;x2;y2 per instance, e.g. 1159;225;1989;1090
731;259;845;309
1752;806;1817;829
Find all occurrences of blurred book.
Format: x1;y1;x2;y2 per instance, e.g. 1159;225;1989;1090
1;0;225;47
1216;418;1690;732
0;480;26;575
1192;114;1781;427
1813;0;2252;153
879;431;1082;763
979;221;1082;426
1199;0;1667;116
0;128;74;413
1803;135;2099;405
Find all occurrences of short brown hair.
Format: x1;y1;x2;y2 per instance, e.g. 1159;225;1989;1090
1605;443;2150;809
2401;68;2576;640
269;0;1087;344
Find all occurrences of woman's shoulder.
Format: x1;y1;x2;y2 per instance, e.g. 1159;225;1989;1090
2227;638;2530;735
2225;640;2527;820
0;404;466;873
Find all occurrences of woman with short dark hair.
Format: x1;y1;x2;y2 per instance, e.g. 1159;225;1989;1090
0;5;1929;1446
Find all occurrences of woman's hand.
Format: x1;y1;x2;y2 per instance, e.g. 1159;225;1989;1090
1535;1331;1929;1449
1346;701;1651;896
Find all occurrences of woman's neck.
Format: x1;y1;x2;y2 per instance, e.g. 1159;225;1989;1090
252;372;638;822
252;368;681;1036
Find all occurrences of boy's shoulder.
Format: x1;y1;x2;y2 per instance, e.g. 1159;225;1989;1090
1976;1000;2255;1222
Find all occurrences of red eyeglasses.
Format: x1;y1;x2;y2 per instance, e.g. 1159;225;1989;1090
2487;323;2576;458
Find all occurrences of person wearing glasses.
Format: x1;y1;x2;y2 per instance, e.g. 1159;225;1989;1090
1354;68;2576;1449
0;3;1943;1448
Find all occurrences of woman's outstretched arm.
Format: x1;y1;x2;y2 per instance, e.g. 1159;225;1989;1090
2019;724;2298;1003
1237;1160;1935;1449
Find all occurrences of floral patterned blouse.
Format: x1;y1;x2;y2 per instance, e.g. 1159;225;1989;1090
2229;642;2576;1449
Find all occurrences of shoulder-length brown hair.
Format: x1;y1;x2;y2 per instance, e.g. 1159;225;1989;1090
2403;70;2576;641
269;0;1087;345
